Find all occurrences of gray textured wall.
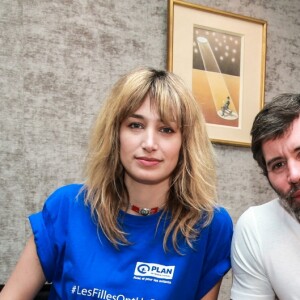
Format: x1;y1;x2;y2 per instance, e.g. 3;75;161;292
1;0;299;299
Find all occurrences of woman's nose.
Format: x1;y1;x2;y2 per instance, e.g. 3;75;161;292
141;129;158;152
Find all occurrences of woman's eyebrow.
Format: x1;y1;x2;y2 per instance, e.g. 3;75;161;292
128;113;144;120
128;113;163;122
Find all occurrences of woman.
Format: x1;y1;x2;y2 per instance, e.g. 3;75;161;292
0;67;233;299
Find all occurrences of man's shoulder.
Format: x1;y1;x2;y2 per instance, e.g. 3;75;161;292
251;198;279;209
240;198;279;218
235;199;280;230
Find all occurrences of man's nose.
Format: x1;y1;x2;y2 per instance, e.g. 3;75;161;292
287;160;300;184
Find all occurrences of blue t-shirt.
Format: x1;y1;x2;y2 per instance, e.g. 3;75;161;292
29;184;233;299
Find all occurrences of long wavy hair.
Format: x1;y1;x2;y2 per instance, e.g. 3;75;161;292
84;67;217;252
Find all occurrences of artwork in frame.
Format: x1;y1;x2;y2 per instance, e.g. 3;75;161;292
167;0;267;146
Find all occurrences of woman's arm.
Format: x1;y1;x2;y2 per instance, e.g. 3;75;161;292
201;280;222;300
0;235;46;300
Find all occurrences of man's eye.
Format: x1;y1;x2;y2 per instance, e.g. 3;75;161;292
271;161;286;173
160;127;174;134
129;122;143;129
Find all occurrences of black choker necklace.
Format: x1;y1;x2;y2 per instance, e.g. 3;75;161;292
131;204;159;216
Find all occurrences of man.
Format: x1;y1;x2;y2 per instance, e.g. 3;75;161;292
221;96;232;116
231;93;300;300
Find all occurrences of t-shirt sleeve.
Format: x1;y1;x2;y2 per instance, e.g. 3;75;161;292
198;207;233;297
231;208;275;300
29;185;75;282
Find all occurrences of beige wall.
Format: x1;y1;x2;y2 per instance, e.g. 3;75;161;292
1;0;299;298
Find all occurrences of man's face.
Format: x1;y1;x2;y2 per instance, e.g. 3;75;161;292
262;117;300;221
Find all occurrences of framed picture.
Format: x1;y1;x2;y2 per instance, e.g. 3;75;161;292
167;0;267;146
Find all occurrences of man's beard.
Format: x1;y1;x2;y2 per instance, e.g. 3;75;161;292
276;184;300;223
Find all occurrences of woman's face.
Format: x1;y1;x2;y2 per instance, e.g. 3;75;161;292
119;95;182;187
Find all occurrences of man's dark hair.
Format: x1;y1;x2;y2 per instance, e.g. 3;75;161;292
251;93;300;176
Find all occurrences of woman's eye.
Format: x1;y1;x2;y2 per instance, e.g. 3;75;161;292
160;127;174;134
129;122;143;129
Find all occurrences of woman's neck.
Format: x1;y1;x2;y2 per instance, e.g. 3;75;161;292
124;176;169;209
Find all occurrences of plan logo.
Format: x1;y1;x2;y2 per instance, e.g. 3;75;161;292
134;262;175;280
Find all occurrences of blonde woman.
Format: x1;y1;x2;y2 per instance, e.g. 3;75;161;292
0;67;233;300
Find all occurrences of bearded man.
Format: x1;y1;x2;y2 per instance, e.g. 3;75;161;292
231;93;300;300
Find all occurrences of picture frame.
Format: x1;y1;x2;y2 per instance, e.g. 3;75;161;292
167;0;267;146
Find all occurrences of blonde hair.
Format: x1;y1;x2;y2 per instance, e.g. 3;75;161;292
84;67;216;252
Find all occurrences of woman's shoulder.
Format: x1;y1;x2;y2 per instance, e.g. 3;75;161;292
192;206;233;255
50;183;84;197
207;206;233;234
213;206;232;223
43;183;85;212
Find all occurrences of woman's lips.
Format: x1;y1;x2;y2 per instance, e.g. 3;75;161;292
136;157;161;166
